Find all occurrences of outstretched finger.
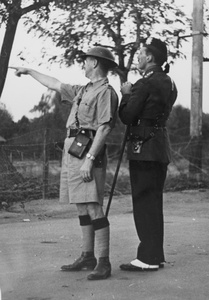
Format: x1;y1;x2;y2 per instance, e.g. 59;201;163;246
8;66;17;70
8;66;23;77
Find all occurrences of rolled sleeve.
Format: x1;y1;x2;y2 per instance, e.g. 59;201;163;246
60;83;82;104
97;88;118;128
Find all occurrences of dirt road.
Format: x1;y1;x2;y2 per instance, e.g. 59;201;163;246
0;190;209;300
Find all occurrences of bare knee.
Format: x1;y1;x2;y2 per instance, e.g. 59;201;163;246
76;203;88;215
87;203;105;220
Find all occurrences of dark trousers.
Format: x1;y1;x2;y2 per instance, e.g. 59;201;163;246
129;160;168;265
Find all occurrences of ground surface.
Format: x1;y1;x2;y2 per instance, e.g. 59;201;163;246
0;189;209;300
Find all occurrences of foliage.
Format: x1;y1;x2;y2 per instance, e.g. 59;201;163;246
167;104;190;145
164;173;209;191
1;103;209;206
15;116;30;135
168;104;209;143
0;104;15;139
2;103;209;161
167;104;209;167
0;177;59;205
202;112;209;139
23;0;190;83
4;90;72;161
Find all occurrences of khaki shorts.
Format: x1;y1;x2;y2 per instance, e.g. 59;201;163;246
59;137;107;205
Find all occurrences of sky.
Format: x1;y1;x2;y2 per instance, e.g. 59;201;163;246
1;0;209;122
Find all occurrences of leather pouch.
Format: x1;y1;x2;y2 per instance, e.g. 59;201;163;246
68;132;91;159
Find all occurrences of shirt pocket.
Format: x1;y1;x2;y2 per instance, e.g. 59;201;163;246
78;101;96;124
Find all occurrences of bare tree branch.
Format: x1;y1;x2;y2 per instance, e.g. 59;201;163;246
97;13;118;43
21;0;54;16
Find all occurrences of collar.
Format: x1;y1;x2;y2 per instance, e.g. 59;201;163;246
143;65;163;78
87;77;108;90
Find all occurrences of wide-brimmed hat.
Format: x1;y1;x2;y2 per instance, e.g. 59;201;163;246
81;46;118;68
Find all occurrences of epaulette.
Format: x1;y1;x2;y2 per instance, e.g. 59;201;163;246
167;75;175;91
143;71;154;79
171;79;175;91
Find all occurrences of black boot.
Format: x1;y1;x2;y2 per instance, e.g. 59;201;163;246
61;252;97;271
87;257;111;280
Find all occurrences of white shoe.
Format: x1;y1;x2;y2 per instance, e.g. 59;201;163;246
131;259;159;270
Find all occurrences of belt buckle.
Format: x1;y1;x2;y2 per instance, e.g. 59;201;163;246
80;129;86;135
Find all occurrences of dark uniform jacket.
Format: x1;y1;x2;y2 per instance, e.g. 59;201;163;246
119;65;178;163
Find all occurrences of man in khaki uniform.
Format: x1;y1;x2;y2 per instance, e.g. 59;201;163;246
10;46;118;280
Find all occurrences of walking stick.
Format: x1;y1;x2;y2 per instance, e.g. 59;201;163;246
105;126;129;217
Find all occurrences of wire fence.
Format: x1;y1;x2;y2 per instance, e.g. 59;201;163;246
0;127;209;207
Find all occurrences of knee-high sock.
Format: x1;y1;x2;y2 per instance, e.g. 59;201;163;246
92;217;110;258
79;215;94;253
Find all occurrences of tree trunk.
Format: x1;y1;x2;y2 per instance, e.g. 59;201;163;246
116;69;129;85
0;13;20;98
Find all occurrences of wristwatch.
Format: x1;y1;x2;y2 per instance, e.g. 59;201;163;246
86;153;95;161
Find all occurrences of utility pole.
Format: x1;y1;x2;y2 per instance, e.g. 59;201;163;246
189;0;204;181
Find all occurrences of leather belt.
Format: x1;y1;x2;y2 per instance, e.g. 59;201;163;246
67;128;80;137
67;128;95;138
138;119;166;127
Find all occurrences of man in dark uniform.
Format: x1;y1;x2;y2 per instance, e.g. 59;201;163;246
119;37;177;271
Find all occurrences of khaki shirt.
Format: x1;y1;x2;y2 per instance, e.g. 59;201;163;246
60;78;118;130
